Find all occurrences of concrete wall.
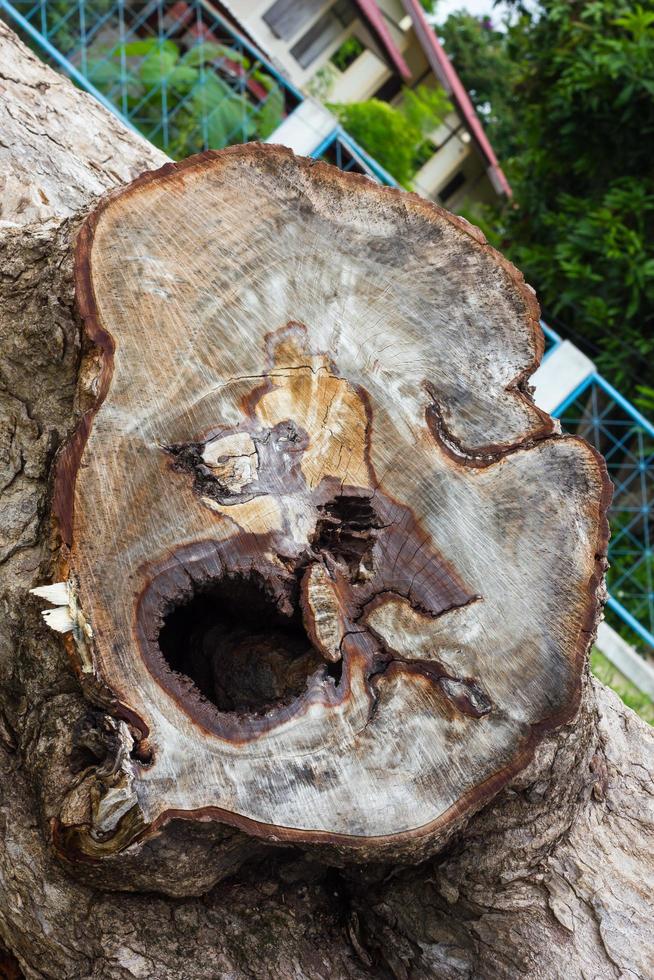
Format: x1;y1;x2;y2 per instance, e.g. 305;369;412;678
327;49;390;102
266;99;337;155
223;0;355;89
412;112;470;198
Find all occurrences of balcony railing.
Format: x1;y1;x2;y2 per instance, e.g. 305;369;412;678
1;0;652;659
311;129;398;186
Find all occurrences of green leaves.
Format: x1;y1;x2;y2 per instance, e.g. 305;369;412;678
180;41;249;69
401;84;451;138
190;74;255;146
257;82;284;140
138;44;179;88
330;36;364;72
329;101;416;188
121;39;177;57
86;36;282;157
614;5;654;42
329;86;451;188
635;385;654;416
441;0;654;394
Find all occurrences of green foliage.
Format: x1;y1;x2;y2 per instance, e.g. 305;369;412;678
87;37;284;157
306;63;341;101
329;100;417;186
438;11;520;159
35;0;114;55
591;649;654;723
635;385;654;416
330;85;451;188
401;84;451;136
330;36;364;72
501;177;654;389
440;0;654;393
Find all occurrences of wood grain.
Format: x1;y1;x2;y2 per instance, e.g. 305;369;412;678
51;144;609;862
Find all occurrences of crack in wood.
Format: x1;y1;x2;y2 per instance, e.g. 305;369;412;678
45;144;610;865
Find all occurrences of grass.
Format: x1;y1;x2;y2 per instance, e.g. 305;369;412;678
591;648;654;724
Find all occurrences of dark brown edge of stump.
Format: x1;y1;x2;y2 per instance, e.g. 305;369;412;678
51;142;612;857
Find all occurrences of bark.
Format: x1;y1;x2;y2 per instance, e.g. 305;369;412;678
0;22;652;980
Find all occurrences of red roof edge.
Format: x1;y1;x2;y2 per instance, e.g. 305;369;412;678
400;0;512;197
353;0;412;81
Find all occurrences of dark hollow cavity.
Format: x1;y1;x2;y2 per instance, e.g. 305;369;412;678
313;494;377;576
158;576;326;715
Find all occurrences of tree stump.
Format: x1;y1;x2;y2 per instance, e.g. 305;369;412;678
33;145;608;871
3;24;653;978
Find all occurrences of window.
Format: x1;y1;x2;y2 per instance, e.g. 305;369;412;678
330;35;364;72
263;0;324;41
372;73;403;104
290;0;356;69
439;170;466;203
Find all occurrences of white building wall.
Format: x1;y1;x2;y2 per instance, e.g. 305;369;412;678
327;50;390;103
531;340;595;414
220;0;501;207
266;99;336;155
220;0;352;89
413;131;470;198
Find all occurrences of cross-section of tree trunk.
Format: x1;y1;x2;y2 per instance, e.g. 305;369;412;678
37;144;610;868
3;23;653;980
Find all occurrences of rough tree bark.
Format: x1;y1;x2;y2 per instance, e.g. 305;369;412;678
0;23;652;980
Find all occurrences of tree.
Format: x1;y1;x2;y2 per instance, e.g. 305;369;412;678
438;10;520;160
1;22;653;980
439;1;654;394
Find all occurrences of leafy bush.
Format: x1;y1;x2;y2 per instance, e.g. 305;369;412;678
87;37;284;158
401;84;451;138
328;100;417;186
497;177;654;389
330;85;451;188
34;0;115;55
438;11;520;160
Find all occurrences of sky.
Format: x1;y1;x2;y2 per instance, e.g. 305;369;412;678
430;1;515;27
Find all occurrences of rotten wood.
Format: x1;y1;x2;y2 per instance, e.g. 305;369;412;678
37;145;609;868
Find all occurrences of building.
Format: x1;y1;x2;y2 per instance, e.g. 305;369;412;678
218;0;510;210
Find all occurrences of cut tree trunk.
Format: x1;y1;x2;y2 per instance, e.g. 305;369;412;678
0;22;652;980
47;144;609;869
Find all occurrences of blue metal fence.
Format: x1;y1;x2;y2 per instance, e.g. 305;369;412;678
2;0;652;655
542;325;654;652
541;321;562;358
